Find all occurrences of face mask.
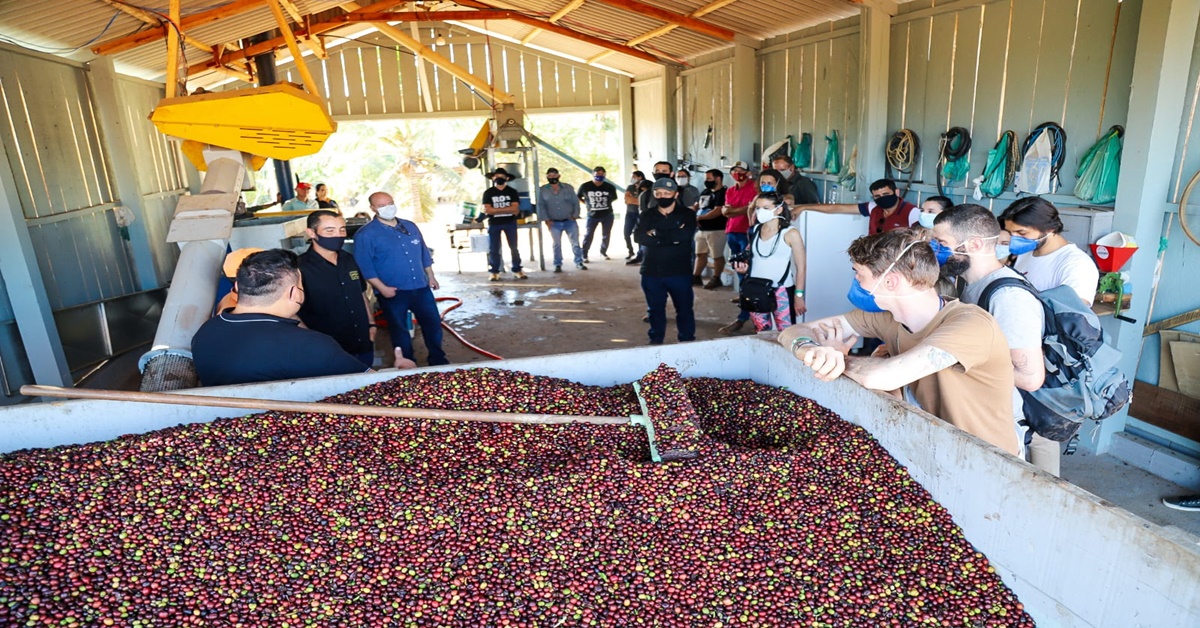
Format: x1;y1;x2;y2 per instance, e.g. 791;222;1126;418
874;194;899;209
653;172;671;181
314;235;345;252
733;172;748;182
1008;234;1044;255
632;178;642;185
995;244;1011;259
675;177;689;187
547;176;560;184
655;197;676;209
703;180;716;190
917;212;937;229
755;208;778;224
594;175;605;183
929;240;954;265
376;204;398;220
845;240;921;313
493;178;507;187
778;167;794;178
760;183;776;193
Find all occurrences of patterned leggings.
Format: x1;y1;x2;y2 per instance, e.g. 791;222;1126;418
750;286;793;332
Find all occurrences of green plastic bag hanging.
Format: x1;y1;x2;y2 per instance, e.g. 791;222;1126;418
793;133;813;169
975;131;1017;199
1075;126;1123;204
824;131;841;175
837;145;858;192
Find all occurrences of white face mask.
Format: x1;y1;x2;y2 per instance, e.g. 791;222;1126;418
755;208;778;224
675;177;689;187
917;212;937;229
376;203;398;220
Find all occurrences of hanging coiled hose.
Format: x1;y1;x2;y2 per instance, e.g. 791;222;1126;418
1021;122;1067;192
936;127;972;196
977;131;1020;198
885;129;920;199
1179;169;1200;248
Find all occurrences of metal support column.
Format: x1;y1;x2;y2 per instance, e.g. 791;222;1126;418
1094;0;1200;453
87;57;163;292
856;3;894;199
619;75;634;181
662;65;680;166
730;45;758;165
0;137;71;388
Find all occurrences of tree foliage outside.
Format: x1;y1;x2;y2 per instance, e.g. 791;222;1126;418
248;111;624;220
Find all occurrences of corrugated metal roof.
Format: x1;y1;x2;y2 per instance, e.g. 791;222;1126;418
0;0;905;85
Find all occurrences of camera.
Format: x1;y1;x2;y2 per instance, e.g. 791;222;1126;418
729;250;752;265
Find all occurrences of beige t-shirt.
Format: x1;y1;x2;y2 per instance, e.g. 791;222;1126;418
846;300;1018;455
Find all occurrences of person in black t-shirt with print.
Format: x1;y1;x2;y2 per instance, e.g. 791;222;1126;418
480;168;527;282
577;165;619;261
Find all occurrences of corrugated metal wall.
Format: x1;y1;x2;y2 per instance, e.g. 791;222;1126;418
269;33;623;118
633;74;669;166
679;58;733;168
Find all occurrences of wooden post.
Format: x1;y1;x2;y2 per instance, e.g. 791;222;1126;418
856;3;891;198
267;0;323;99
619;75;634;183
729;44;758;165
165;0;181;97
1094;0;1200;454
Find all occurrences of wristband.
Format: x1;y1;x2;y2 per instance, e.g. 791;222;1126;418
795;289;805;297
790;336;818;354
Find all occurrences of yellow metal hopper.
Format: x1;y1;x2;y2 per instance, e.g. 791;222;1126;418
150;83;337;163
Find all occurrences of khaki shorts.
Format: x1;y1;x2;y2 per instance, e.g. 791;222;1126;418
695;230;726;258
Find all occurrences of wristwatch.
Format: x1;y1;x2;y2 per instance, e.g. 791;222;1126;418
790;336;818;354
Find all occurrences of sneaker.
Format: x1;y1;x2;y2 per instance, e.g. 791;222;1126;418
577;264;588;271
1162;495;1200;511
625;252;635;260
554;266;563;273
583;257;590;263
603;254;611;260
514;271;529;280
489;273;501;282
718;320;746;335
730;297;740;303
692;275;704;286
625;257;642;266
704;278;723;290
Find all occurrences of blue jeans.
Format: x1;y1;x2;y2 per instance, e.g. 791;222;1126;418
488;222;522;273
547;220;583;267
727;232;750;322
641;275;695;344
380;287;449;365
582;211;614;257
623;208;639;256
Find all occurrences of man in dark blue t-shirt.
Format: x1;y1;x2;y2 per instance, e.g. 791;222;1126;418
192;249;411;387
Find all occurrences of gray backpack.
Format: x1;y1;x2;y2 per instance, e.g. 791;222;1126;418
979;278;1131;441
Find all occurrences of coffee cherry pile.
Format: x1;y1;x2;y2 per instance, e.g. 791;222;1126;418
0;368;1032;627
633;365;705;459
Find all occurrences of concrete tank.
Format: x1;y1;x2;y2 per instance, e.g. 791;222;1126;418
2;336;1198;627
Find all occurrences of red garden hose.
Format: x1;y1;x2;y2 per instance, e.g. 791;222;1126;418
436;296;505;360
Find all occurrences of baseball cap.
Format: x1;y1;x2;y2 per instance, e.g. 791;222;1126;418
295;182;312;190
652;178;678;192
730;161;750;171
223;247;263;278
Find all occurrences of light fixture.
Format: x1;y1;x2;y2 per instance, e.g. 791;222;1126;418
435;31;447;46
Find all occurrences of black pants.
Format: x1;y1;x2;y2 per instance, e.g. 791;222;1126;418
623;207;639;256
582;211;614;257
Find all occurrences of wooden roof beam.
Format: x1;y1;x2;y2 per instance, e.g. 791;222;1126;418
92;0;268;55
331;10;515;23
97;0;216;54
845;0;898;17
522;0;586;45
623;0;739;48
275;0;304;23
589;0;736;42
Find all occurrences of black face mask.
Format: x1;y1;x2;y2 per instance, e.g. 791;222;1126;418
315;235;345;252
547;177;560;184
942;254;970;278
655;197;676;209
494;178;507;187
703;180;716;190
653;172;671;181
874;194;899;209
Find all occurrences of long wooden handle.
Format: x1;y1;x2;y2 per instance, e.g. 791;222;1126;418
20;385;631;426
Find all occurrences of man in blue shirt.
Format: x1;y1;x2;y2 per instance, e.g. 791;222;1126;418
353;192;450;366
192;249;374;386
536;167;585;273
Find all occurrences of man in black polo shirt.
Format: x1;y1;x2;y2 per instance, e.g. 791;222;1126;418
298;210;376;367
480;168;526;282
634;177;697;345
577;165;619;261
192;249;375;387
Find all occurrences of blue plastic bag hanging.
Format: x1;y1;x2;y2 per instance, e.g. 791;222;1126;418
824;131;841;175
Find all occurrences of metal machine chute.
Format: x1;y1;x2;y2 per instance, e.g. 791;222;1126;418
139;0;336;392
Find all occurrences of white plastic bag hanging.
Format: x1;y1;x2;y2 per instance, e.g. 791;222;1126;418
1014;132;1052;195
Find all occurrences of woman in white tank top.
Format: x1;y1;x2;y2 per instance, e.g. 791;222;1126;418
730;192;808;332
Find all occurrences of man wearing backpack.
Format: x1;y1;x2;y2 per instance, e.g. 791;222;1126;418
931;206;1053;474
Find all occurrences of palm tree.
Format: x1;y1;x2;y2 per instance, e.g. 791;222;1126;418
372;123;471;222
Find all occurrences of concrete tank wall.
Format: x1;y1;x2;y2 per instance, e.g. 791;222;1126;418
2;336;1198;627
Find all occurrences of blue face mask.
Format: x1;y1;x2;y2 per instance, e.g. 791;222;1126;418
760;183;776;193
593;175;605;183
847;277;886;313
917;212;937;229
995;244;1011;259
929;240;954;265
1008;234;1043;256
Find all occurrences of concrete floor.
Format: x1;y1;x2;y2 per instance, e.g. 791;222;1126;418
82;214;1200;542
